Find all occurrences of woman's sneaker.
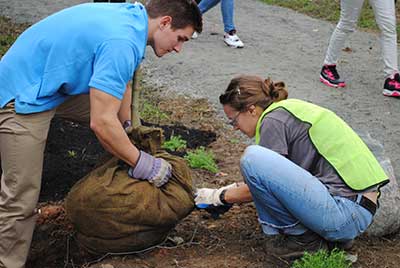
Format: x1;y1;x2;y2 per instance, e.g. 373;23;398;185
320;64;346;88
328;239;354;251
265;231;328;260
383;73;400;97
223;30;244;48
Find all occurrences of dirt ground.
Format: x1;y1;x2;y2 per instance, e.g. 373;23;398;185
24;89;400;268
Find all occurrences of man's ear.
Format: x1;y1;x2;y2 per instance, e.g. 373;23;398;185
159;16;172;30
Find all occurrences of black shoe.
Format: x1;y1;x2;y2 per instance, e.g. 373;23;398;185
266;231;328;260
320;64;346;88
383;73;400;97
328;239;354;251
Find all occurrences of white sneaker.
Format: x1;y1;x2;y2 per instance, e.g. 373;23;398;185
223;33;244;48
191;31;198;39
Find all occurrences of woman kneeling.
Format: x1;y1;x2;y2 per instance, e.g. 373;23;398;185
195;75;388;259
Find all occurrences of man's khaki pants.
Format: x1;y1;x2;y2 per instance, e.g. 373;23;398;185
0;95;90;268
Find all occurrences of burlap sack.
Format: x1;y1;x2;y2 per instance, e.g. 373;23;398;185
65;127;194;254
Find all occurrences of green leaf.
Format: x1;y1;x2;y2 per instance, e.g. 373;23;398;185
184;147;219;173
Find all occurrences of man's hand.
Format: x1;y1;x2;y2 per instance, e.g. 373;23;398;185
128;150;172;187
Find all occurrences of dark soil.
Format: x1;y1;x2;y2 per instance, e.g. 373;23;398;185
41;119;105;202
41;118;216;202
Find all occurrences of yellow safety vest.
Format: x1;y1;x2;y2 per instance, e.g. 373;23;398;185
255;99;388;191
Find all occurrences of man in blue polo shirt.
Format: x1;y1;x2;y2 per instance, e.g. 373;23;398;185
0;1;202;267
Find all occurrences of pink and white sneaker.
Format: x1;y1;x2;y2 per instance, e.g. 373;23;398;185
383;73;400;98
319;64;346;88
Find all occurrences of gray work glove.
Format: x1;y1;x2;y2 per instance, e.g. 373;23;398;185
128;150;172;187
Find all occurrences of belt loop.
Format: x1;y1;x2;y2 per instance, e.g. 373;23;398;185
355;194;363;204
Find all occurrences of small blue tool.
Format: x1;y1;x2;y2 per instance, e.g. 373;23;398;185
196;203;232;219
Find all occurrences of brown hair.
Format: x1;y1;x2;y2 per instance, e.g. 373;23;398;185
145;0;203;33
219;75;288;111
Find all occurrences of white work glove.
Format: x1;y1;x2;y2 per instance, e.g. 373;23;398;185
195;182;239;206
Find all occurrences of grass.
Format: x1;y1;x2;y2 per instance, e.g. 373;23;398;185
162;135;187;151
0;34;16;56
139;101;170;123
184;147;219;173
292;249;352;268
0;17;28;57
229;138;240;144
67;150;77;158
261;0;400;42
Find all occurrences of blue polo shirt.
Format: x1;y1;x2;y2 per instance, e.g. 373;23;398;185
0;3;148;113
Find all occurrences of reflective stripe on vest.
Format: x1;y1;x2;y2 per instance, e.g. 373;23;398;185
255;99;388;191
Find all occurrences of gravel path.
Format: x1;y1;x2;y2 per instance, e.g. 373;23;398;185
1;0;399;180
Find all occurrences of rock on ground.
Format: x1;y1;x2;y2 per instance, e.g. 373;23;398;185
359;132;400;237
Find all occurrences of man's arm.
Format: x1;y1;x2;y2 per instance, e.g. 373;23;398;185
118;82;132;124
89;87;140;166
89;87;172;187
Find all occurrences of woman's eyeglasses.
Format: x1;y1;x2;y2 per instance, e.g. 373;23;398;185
228;112;241;127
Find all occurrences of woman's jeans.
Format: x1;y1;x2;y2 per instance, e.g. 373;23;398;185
323;0;398;78
198;0;235;33
240;145;373;242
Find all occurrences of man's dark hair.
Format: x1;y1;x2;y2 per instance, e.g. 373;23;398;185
145;0;202;33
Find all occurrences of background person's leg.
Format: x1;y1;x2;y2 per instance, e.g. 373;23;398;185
0;105;55;268
323;0;364;65
198;0;221;15
369;0;398;78
220;0;243;48
220;0;235;33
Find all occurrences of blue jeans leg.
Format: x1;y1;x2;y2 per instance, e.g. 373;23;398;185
221;0;235;33
198;0;220;13
198;0;235;33
240;145;373;242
